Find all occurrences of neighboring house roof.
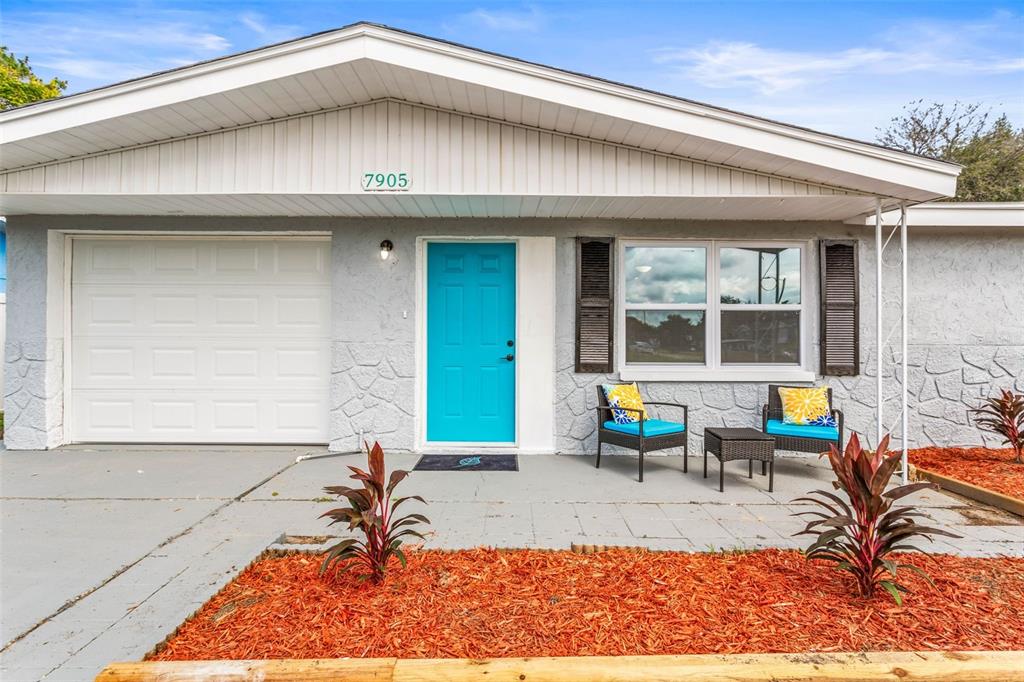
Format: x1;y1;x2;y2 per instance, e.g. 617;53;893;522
848;202;1024;227
0;23;962;221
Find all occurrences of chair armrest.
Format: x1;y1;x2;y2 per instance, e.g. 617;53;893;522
643;402;688;426
596;405;643;418
831;408;844;445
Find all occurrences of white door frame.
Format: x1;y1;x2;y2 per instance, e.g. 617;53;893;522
59;231;331;445
414;236;556;454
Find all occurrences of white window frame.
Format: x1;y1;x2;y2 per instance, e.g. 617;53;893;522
617;239;815;383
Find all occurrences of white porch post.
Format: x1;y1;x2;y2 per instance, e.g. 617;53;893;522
900;203;909;484
875;199;883;445
874;198;911;481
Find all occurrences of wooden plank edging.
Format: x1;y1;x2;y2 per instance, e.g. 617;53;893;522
96;650;1024;681
911;464;1024;517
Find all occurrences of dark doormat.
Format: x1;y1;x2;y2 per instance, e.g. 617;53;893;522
413;454;519;472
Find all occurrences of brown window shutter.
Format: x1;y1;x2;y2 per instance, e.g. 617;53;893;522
576;237;614;373
819;240;859;376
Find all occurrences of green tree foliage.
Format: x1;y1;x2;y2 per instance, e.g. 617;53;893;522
878;100;1024;202
1;46;67;110
951;117;1024;202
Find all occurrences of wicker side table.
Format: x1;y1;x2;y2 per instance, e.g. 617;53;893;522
703;427;776;493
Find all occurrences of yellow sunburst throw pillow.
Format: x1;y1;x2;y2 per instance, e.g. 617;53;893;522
602;383;648;424
778;386;837;427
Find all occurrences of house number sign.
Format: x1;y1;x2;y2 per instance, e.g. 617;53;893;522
361;172;410;191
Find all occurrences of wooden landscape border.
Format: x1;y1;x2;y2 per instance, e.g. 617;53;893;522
96;650;1024;681
910;464;1024;517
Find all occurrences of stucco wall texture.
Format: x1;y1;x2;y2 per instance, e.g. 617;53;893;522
3;216;1022;453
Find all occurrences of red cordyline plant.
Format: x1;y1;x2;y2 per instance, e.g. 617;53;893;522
319;441;429;584
972;389;1024;464
794;433;959;604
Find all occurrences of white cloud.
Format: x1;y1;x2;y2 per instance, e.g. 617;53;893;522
655;42;896;94
240;13;269;34
653;15;1024;95
3;10;233;91
239;12;301;43
463;7;544;32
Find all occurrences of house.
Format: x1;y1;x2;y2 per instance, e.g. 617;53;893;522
1;23;1021;453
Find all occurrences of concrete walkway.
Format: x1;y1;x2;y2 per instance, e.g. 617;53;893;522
1;445;1021;681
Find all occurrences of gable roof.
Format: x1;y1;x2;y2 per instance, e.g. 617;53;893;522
0;22;958;205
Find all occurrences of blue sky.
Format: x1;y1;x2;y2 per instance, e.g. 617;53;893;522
3;1;1022;142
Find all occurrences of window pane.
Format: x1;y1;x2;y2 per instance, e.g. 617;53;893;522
720;246;801;304
624;246;706;304
721;310;801;364
625;310;706;364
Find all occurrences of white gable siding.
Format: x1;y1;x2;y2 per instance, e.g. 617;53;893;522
2;100;853;199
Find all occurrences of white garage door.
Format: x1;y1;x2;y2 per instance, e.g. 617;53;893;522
70;238;331;443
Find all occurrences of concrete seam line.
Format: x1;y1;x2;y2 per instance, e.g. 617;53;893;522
0;496;236;653
40;566;190;680
1;457;302;653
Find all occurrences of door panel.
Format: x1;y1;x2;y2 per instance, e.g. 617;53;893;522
427;242;516;442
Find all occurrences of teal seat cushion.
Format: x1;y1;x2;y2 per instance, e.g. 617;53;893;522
602;419;686;437
765;419;839;441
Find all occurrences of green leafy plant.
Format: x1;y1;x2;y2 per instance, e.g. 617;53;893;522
795;433;959;604
1;47;67;109
972;389;1024;464
319;441;429;583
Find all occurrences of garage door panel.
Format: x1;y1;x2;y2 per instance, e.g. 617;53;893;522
71;391;329;442
74;240;329;285
74;339;328;388
74;286;329;336
71;238;330;443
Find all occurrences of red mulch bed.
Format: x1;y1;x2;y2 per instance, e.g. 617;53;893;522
909;447;1024;501
151;549;1024;660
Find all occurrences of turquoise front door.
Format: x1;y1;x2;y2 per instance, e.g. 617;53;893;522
427;242;516;442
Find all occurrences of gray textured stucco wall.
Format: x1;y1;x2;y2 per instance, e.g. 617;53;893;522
553;225;1023;454
3;223;62;449
3;215;1021;453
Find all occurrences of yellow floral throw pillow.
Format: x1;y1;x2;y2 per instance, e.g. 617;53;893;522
602;383;648;424
778;386;837;427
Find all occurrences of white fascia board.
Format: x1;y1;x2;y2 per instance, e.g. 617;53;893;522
846;202;1024;227
1;25;959;199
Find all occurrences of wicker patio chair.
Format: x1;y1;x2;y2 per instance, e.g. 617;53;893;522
596;385;688;482
761;384;844;455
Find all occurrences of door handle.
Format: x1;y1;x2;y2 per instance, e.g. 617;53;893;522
503;354;515;362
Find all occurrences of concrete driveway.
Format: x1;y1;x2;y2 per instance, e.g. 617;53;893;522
2;445;1021;681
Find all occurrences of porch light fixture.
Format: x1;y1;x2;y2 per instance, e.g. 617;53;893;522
379;239;394;261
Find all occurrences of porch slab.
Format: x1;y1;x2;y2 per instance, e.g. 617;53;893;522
1;446;1021;682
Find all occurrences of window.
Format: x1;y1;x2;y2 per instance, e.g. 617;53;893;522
619;241;810;380
623;244;708;364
